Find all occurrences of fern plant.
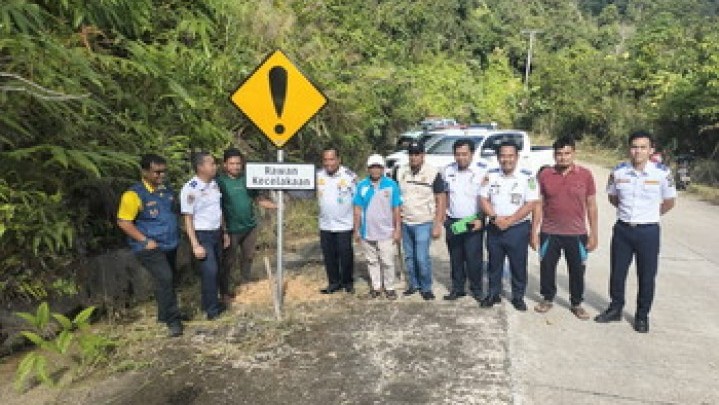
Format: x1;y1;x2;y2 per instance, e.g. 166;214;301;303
13;302;115;391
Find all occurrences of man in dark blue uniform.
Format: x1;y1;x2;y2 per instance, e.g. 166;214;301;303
117;154;183;337
595;130;677;333
480;141;539;311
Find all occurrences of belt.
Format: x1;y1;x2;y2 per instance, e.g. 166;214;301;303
617;220;658;228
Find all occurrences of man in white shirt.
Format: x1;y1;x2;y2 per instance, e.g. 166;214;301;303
480;141;539;311
595;130;676;333
316;147;357;294
181;152;229;320
443;139;489;301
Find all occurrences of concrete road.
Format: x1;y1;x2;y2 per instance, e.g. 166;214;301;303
4;160;716;404
508;162;719;404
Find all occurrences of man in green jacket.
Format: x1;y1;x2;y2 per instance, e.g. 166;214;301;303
217;148;277;303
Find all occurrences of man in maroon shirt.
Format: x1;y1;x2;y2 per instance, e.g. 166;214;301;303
530;137;598;319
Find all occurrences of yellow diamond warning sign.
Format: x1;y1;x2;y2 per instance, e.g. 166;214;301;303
230;50;328;148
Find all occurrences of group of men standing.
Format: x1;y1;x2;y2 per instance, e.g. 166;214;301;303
317;130;676;334
117;129;676;338
117;149;275;337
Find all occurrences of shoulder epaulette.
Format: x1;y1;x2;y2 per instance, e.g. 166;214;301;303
520;168;532;176
488;168;500;173
476;161;487;168
189;180;198;188
654;162;669;171
613;162;630;171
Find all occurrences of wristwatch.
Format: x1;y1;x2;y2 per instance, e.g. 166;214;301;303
487;215;497;224
141;238;152;248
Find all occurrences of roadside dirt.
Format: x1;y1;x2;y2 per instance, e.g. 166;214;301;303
0;240;513;405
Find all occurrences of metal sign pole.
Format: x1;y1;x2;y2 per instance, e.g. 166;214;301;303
276;148;284;311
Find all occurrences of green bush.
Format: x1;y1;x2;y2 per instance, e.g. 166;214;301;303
14;302;115;391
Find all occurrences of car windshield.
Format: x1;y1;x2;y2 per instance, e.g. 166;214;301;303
426;136;484;155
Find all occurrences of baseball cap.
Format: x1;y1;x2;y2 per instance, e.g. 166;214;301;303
366;154;385;167
407;140;424;154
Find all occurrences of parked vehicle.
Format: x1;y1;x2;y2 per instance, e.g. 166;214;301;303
385;127;486;175
675;152;694;190
423;130;554;175
394;130;431;152
419;116;458;131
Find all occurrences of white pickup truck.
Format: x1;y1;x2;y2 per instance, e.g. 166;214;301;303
385;128;485;175
387;129;553;176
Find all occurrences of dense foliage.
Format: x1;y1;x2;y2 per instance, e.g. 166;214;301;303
1;0;718;300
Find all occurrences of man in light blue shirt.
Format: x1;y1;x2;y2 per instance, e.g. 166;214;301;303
353;154;402;299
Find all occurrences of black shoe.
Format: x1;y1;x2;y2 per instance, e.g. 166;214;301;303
472;294;483;302
594;308;622;323
511;298;527;311
421;291;435;301
480;295;501;308
385;290;398;300
403;287;419;296
207;303;227;320
368;290;381;299
320;285;342;294
344;285;355;294
167;322;183;338
443;291;467;301
634;318;649;333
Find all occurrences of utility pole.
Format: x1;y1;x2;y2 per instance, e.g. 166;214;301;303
521;29;542;92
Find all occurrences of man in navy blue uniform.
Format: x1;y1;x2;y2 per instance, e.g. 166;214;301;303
595;130;676;333
441;139;489;301
117;154;183;337
480;141;539;311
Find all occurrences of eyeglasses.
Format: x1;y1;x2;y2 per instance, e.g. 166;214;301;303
152;170;166;174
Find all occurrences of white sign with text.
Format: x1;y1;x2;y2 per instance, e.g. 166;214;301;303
245;163;315;190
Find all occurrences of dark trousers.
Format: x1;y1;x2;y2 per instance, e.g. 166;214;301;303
487;221;530;300
136;248;181;325
445;218;484;296
320;230;354;288
609;221;660;320
220;227;258;296
539;233;588;306
196;230;223;316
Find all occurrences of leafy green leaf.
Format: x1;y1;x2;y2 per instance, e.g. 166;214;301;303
52;313;73;330
20;331;47;348
73;306;95;326
36;302;50;328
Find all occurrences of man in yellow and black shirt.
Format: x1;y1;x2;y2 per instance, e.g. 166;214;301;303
117;154;183;337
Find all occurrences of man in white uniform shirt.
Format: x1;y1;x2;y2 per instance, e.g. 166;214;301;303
595;130;676;333
316;147;357;294
443;138;489;301
181;152;229;320
480;141;539;311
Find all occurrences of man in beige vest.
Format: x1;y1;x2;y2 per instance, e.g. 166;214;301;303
395;141;446;300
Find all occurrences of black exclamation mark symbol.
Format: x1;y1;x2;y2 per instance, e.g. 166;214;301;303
269;66;287;135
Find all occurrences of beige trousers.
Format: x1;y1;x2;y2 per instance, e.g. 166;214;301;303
362;239;396;291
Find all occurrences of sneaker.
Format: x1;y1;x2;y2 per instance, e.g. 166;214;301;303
534;300;553;313
167;322;183;338
385;290;398;300
570;305;590;320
